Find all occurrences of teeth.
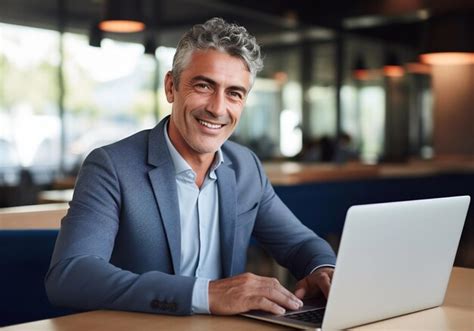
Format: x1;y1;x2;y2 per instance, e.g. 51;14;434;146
199;120;222;129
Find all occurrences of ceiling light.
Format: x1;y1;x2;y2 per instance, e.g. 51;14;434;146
419;12;474;65
352;55;371;80
420;53;474;66
99;0;145;33
383;52;404;77
405;62;431;75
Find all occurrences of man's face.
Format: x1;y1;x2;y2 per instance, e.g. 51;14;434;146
165;49;251;159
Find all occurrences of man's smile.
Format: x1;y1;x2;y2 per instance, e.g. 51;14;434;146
197;118;226;130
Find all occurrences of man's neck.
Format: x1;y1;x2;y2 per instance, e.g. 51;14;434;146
183;151;214;187
167;122;216;188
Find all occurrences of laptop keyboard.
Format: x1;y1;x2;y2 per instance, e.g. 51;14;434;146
286;308;325;324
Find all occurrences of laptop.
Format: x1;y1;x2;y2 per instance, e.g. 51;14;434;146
242;195;470;330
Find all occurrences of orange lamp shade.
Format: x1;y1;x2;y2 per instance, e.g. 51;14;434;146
383;65;404;77
99;20;145;33
353;69;371;80
420;52;474;65
100;0;145;33
420;12;474;66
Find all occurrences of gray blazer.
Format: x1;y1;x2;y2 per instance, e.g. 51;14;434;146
45;117;336;315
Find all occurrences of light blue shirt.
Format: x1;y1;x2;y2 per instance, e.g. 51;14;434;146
164;122;223;314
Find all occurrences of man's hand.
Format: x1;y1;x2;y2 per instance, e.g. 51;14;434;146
294;267;334;299
208;272;303;315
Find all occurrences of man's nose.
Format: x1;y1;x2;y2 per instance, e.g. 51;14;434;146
206;90;226;117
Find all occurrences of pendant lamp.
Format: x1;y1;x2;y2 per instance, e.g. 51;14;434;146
353;55;370;80
419;11;474;65
383;52;404;77
99;0;145;33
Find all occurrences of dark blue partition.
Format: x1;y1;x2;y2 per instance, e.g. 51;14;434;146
274;173;474;267
0;230;77;326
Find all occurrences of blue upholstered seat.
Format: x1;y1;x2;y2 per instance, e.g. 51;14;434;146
0;230;77;326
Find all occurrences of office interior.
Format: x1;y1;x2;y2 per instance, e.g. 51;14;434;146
0;0;473;327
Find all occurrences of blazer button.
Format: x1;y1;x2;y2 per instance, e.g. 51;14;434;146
151;299;161;309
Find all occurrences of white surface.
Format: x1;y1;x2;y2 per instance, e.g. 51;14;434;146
322;195;470;330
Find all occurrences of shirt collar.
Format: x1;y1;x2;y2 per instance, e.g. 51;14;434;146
164;120;224;177
209;149;224;180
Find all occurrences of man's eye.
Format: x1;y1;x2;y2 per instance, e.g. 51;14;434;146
229;91;243;99
195;83;210;90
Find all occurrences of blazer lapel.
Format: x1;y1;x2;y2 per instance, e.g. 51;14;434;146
216;163;237;277
147;118;181;275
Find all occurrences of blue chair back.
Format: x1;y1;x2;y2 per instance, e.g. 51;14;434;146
0;229;76;326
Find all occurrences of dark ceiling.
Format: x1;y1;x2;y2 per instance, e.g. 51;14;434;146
0;0;473;49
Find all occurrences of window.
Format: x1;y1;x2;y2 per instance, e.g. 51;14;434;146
0;23;60;183
62;34;160;172
308;43;337;138
234;47;302;158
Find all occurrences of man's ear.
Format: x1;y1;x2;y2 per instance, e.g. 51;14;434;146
164;71;175;103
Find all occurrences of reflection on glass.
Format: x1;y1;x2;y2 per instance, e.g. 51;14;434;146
236;78;280;160
0;23;60;173
341;85;359;143
280;109;302;157
235;47;302;159
420;87;433;159
308;85;336;137
359;86;385;163
281;81;302;157
62;35;172;173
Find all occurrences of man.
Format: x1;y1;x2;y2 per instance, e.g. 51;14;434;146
46;17;336;316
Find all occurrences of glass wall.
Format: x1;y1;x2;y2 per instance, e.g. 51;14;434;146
0;21;435;188
0;23;178;184
342;38;386;163
341;36;433;163
0;23;60;184
234;46;303;159
62;34;163;173
308;43;337;139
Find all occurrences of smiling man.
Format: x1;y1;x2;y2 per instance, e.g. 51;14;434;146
46;17;336;317
165;49;249;187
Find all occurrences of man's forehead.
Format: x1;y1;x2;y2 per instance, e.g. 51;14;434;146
188;49;248;68
182;49;252;87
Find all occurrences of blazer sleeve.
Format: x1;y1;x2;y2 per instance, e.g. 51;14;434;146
249;152;336;280
45;148;196;315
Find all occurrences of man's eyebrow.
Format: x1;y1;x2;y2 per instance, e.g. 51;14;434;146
191;75;217;86
228;85;248;96
191;75;248;95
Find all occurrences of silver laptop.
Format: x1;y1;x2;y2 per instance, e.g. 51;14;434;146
243;195;470;330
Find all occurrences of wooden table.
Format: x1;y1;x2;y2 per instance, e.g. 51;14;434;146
4;267;473;330
0;203;68;229
263;158;474;185
38;189;74;203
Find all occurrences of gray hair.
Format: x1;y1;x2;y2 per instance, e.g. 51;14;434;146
171;17;263;87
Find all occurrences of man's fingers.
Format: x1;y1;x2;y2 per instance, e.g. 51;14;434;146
325;268;334;281
294;277;309;299
294;287;306;299
317;273;331;298
261;277;303;307
294;268;335;300
209;273;307;315
257;284;302;311
250;297;286;315
316;268;334;298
